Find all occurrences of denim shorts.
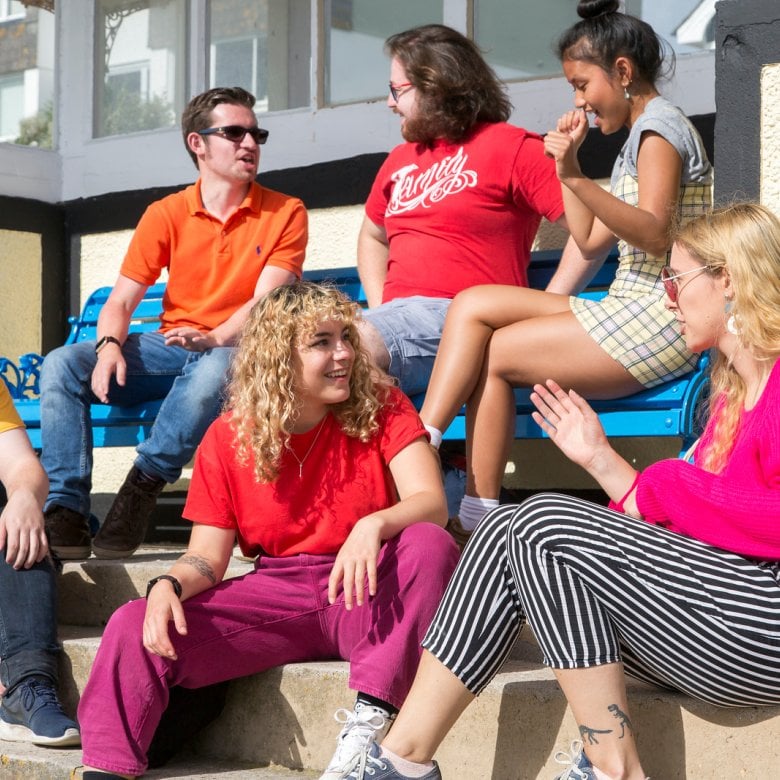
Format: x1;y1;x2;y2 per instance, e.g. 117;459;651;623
361;296;451;396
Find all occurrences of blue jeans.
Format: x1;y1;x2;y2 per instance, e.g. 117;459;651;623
40;332;233;516
0;553;60;690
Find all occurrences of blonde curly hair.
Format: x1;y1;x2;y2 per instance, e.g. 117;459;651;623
674;203;780;472
226;281;393;483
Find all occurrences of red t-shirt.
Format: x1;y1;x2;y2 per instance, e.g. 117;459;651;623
183;387;427;557
365;122;564;302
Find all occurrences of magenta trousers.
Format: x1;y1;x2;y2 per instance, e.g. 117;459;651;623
78;523;459;776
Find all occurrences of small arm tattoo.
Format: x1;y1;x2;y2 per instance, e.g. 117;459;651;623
179;554;217;584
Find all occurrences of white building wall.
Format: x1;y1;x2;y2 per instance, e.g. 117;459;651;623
761;63;780;212
0;2;716;204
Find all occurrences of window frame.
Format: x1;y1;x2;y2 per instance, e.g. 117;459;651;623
0;0;717;205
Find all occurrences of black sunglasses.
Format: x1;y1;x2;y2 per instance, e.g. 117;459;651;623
198;125;269;145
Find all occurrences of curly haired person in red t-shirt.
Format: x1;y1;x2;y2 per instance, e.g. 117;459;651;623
77;282;459;780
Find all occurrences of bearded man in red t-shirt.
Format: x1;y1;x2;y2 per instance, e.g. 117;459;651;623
358;24;576;397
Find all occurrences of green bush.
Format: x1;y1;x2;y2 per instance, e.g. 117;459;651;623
15;102;53;148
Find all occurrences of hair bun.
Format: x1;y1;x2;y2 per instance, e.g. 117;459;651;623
577;0;621;20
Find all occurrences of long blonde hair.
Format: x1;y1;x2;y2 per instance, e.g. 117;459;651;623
674;203;780;472
226;282;392;482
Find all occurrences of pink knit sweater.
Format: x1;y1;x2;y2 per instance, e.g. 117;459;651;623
636;360;780;560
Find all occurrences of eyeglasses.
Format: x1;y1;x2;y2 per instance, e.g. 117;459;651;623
660;265;710;303
388;81;414;101
198;125;269;145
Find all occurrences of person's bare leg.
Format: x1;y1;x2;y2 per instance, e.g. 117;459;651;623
554;663;647;780
465;311;643;503
380;650;475;763
420;286;571;434
465;362;515;499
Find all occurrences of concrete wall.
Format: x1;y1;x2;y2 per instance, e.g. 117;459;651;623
0;229;41;358
760;62;780;212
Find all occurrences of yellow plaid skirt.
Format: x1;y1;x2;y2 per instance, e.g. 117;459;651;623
570;291;698;388
570;176;711;388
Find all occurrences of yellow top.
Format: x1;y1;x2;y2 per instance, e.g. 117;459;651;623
0;382;23;434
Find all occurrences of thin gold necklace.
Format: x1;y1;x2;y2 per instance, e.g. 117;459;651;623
287;416;327;478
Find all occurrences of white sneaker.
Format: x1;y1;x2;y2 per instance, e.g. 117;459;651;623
319;701;393;780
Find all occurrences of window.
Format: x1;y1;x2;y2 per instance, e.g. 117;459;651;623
0;73;24;141
209;0;310;112
474;0;717;82
94;0;186;138
323;0;443;105
0;1;25;22
0;3;54;147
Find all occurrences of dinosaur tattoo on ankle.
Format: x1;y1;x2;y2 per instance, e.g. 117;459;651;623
607;704;634;738
579;724;613;745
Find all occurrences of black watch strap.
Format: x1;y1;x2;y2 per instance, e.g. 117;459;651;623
95;335;122;354
146;574;183;599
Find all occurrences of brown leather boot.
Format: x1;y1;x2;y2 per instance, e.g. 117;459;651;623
44;505;91;560
92;466;166;559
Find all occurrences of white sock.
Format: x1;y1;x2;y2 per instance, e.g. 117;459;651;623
380;745;435;777
458;495;499;531
424;424;443;449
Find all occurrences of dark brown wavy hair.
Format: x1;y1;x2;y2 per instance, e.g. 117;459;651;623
386;24;512;146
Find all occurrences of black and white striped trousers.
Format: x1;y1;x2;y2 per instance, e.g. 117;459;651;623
422;493;780;707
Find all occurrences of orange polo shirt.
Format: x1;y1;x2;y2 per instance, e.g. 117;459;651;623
120;180;307;333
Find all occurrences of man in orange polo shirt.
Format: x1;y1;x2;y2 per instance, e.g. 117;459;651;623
39;87;308;560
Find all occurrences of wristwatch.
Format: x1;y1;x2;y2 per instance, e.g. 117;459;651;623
146;574;183;599
95;335;122;354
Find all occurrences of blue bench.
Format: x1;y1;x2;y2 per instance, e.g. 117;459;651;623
2;252;709;453
2;283;168;450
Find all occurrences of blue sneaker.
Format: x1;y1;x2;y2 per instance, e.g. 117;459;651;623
343;741;441;779
0;677;81;747
553;740;599;779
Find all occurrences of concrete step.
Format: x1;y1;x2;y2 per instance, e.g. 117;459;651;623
57;544;254;627
53;549;780;778
54;625;780;779
0;739;318;780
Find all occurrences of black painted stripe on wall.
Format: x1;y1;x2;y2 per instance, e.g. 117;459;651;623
715;0;780;203
0;112;716;350
60;114;715;236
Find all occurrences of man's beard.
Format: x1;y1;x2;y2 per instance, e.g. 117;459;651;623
401;114;436;146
